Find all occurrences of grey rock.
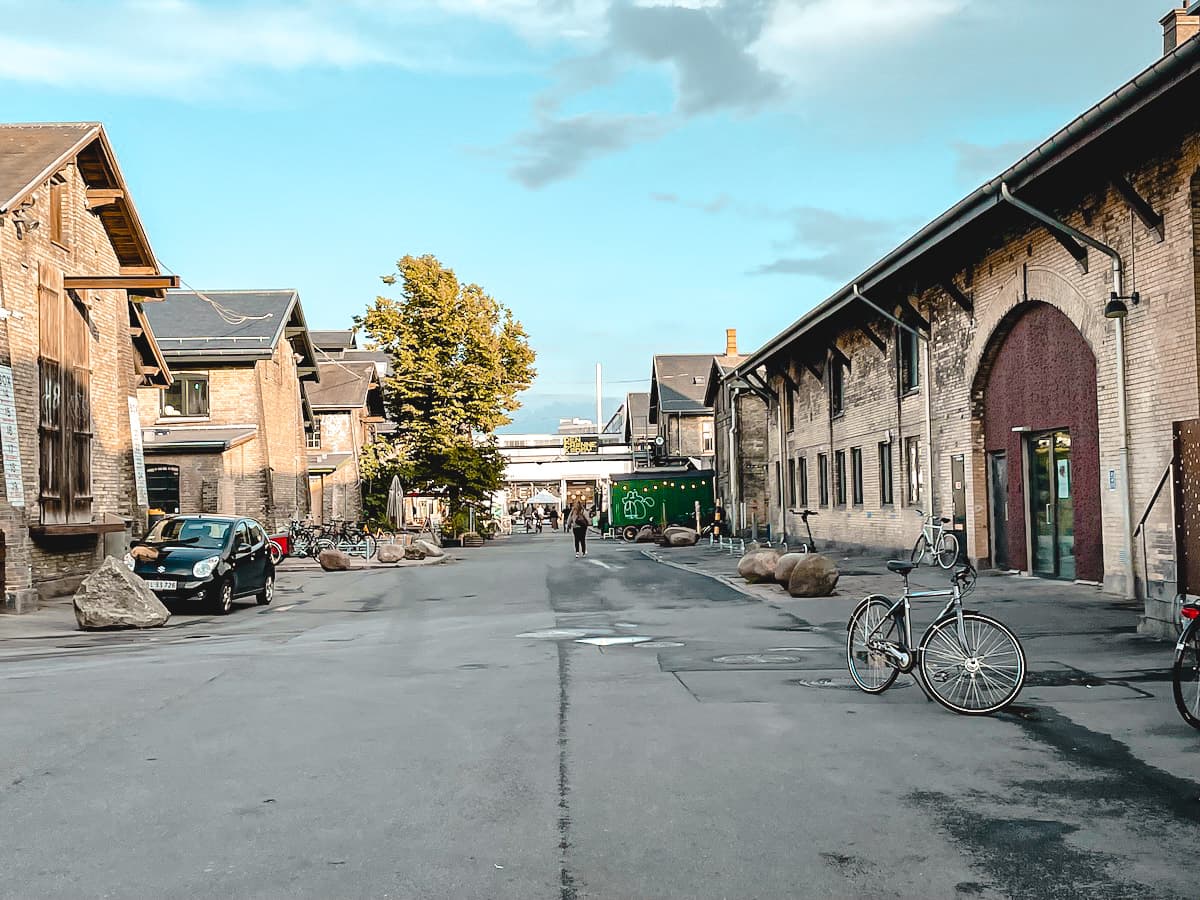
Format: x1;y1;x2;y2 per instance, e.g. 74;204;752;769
737;548;781;583
774;552;808;585
74;556;170;630
635;525;659;544
663;527;699;547
787;554;840;597
318;548;353;571
404;545;427;560
413;539;444;558
376;542;405;564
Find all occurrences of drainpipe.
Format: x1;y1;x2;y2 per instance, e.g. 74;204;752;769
999;182;1135;598
777;386;787;543
728;387;740;530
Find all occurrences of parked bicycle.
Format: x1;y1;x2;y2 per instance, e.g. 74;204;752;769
911;509;959;569
846;560;1027;715
1172;602;1200;729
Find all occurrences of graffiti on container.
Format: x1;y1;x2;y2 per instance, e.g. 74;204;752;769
621;489;656;520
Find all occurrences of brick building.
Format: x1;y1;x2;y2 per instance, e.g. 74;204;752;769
304;359;385;523
704;331;770;535
648;346;740;468
725;8;1200;635
0;123;177;608
136;290;319;532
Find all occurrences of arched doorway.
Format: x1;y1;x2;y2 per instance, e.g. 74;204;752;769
977;302;1101;581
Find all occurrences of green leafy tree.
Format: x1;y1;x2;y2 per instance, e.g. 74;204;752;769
356;255;535;524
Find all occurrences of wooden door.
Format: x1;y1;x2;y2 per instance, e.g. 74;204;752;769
38;263;92;525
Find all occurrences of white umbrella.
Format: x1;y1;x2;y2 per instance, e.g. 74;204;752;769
386;475;406;527
527;489;560;505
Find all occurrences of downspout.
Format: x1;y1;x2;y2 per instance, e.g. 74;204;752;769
728;386;740;530
999;182;1135;598
777;387;787;543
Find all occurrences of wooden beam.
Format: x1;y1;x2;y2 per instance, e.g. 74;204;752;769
64;274;180;291
1112;175;1165;242
828;344;851;373
803;359;824;382
85;188;124;210
120;265;158;276
129;326;144;338
898;299;931;333
856;321;887;354
1049;231;1089;273
940;279;974;315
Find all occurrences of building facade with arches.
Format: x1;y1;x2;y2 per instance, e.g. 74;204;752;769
727;17;1200;635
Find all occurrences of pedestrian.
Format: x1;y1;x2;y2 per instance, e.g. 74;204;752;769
549;506;560;531
569;502;589;557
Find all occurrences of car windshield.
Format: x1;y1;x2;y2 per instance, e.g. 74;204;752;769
146;518;232;550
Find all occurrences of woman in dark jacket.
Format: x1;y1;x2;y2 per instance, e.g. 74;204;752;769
569;502;589;558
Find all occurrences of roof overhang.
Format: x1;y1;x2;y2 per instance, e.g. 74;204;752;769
735;33;1200;377
281;293;320;382
129;301;172;388
141;428;256;454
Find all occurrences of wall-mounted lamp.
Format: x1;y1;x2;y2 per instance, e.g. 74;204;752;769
1104;291;1141;320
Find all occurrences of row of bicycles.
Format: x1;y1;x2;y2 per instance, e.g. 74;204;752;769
281;519;396;561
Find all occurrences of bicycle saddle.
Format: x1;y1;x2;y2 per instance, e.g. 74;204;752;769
939;517;951;524
887;560;916;576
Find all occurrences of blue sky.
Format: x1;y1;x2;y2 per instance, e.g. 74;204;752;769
0;0;1173;430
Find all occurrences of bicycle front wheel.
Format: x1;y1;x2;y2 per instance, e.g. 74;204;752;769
936;531;959;569
910;535;929;566
1173;619;1200;730
846;595;901;694
918;612;1025;715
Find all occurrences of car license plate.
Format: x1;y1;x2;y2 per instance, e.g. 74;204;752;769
145;579;176;591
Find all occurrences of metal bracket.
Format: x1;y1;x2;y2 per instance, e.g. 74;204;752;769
1111;175;1165;242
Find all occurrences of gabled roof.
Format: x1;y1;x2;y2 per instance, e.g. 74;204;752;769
703;354;746;407
311;329;358;352
305;360;382;412
623;391;655;442
144;289;319;379
648;354;740;422
0;123;161;272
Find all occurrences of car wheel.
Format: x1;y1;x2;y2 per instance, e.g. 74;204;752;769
256;571;274;605
212;578;234;616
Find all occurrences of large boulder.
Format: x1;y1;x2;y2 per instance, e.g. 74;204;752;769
635;525;659;544
786;554;840;597
737;548;781;583
414;539;445;558
663;526;699;547
403;545;427;560
774;552;808;585
318;548;353;571
74;556;170;630
376;542;405;563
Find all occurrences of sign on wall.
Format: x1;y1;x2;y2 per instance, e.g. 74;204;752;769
0;365;24;507
128;396;148;508
563;435;599;455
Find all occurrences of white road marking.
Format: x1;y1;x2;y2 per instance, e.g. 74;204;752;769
585;559;614;570
274;605;295;612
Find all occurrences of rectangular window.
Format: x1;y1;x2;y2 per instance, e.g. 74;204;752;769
899;327;920;394
306;420;322;449
851;447;863;505
798;457;809;508
161;374;210;418
834;450;846;506
830;360;845;417
702;420;714;453
879;441;894;505
787;457;797;507
775;460;783;506
818;453;829;506
785;386;795;432
906;436;922;505
49;178;65;246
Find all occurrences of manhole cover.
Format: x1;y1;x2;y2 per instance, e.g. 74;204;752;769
636;641;685;649
713;653;802;665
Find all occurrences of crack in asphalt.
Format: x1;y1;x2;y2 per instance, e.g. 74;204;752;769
557;641;576;900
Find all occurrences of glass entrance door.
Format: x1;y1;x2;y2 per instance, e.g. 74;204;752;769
988;452;1008;570
1029;430;1074;579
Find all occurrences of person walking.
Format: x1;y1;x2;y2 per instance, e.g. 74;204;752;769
548;506;560;531
569;502;589;558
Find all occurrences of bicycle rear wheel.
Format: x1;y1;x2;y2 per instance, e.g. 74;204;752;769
846;595;901;694
918;612;1025;715
1172;619;1200;730
910;535;929;566
935;531;959;569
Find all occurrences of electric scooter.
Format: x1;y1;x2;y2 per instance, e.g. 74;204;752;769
795;509;818;553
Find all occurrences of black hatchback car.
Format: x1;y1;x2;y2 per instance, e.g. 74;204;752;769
125;515;275;614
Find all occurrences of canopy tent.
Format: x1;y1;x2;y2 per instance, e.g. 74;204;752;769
527;489;560;505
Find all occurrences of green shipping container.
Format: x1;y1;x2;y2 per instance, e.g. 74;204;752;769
609;468;715;539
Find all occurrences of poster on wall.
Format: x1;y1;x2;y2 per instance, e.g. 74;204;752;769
0;365;24;507
128;396;148;508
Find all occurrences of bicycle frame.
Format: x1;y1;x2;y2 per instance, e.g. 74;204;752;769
865;581;966;670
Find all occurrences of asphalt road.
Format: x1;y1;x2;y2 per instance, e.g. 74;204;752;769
1;535;1198;899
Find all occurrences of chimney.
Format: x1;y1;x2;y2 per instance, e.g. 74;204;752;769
725;328;738;357
1162;2;1200;54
